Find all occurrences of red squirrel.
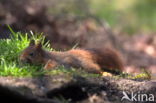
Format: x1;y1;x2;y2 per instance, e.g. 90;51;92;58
20;40;124;74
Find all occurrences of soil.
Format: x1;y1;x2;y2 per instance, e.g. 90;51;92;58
0;75;156;103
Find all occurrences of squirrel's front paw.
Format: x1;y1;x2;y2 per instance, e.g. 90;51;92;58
44;60;58;70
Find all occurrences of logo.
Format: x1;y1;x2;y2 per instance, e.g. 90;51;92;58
121;91;155;102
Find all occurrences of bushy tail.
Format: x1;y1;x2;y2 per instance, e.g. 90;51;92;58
89;47;124;71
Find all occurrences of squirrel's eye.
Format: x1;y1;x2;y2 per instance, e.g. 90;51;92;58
29;52;34;57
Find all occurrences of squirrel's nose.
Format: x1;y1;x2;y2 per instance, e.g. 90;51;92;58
20;56;28;64
20;57;32;64
20;58;30;64
20;58;26;64
20;55;24;61
20;59;25;63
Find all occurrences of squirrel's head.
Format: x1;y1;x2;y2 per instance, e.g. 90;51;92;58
20;40;44;64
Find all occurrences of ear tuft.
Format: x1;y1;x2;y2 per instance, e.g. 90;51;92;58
36;42;42;49
29;40;35;46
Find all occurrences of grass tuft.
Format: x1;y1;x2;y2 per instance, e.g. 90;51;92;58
0;26;48;77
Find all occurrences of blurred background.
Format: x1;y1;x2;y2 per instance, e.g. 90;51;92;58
0;0;156;74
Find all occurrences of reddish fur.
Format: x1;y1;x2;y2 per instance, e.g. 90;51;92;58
20;41;124;74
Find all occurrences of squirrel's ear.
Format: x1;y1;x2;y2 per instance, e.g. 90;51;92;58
36;42;42;50
29;40;35;46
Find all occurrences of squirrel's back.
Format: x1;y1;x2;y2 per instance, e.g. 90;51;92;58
65;47;124;71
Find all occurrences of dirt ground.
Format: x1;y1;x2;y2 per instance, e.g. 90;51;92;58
0;75;156;103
